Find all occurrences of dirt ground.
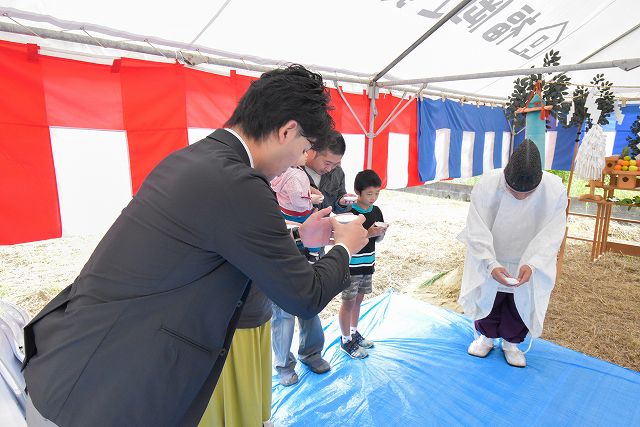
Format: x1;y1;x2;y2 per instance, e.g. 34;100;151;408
1;190;638;371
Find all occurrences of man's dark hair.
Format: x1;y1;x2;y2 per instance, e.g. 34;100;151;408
225;64;334;147
316;131;346;156
354;169;382;193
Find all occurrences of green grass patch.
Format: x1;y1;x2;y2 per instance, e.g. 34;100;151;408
419;271;449;289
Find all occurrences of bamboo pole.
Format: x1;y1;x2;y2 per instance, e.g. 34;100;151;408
592;201;603;260
566;127;583;202
558;126;583;272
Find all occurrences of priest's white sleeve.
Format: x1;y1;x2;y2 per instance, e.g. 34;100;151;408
513;185;568;337
457;179;500;268
457;175;502;320
518;192;568;273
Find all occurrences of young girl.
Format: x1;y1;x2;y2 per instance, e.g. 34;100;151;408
269;152;327;386
271;151;324;237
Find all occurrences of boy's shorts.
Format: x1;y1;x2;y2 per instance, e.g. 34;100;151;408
342;274;373;300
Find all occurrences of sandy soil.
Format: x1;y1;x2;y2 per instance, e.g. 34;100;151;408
1;190;638;370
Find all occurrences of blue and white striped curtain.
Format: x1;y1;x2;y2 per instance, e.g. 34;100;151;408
418;99;511;182
418;99;640;181
513;104;640;170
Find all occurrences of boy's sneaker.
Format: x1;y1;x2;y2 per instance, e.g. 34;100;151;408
352;331;374;349
340;338;368;359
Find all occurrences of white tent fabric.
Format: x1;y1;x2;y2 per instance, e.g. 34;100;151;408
1;0;639;99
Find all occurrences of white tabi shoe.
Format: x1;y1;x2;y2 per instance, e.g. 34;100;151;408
502;340;526;367
467;334;494;358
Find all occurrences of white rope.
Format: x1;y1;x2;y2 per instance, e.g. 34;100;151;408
4;14;42;38
81;27;105;49
144;39;168;59
523;337;535;354
196;49;208;64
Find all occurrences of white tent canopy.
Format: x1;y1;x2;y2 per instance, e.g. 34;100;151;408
2;0;640;101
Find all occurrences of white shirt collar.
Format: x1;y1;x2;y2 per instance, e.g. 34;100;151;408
224;128;254;167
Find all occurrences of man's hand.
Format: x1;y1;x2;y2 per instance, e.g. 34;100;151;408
331;215;368;255
516;265;533;286
299;207;333;247
339;193;357;207
491;267;514;286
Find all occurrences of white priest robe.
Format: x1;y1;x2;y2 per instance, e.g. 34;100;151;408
457;169;567;338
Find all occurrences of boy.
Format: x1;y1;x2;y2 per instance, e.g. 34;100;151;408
339;169;388;359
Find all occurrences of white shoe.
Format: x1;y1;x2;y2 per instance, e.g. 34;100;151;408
502;340;526;367
467;334;494;358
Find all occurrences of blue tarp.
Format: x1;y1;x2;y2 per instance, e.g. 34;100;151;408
271;291;640;426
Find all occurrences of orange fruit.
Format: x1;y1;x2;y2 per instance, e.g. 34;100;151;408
614;165;622;170
617;159;625;165
622;160;630;166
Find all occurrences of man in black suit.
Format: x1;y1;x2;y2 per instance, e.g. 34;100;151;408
23;65;368;427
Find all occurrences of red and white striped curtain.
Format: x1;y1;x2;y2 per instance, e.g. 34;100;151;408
0;40;421;245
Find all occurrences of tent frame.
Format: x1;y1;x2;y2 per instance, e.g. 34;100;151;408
2;6;639;170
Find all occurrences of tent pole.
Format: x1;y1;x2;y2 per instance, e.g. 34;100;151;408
188;0;233;46
378;58;640;87
366;85;378;169
579;22;640;63
371;0;472;83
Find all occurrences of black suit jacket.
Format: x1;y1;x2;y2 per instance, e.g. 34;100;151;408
23;129;350;426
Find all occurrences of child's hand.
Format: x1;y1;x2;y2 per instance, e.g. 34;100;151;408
310;193;324;205
368;225;386;238
339;194;357;206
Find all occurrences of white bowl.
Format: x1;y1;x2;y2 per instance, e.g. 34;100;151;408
333;214;358;224
504;277;519;285
343;195;357;202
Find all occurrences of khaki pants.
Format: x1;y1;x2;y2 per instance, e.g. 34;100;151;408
198;321;272;427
